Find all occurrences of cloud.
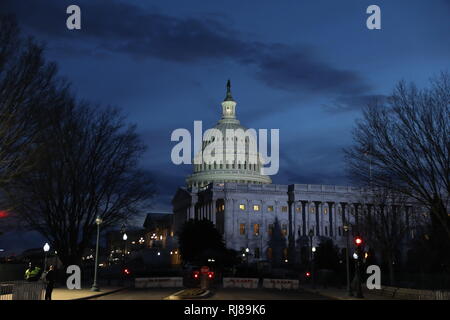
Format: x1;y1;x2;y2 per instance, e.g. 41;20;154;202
1;0;374;105
322;94;387;113
253;44;370;96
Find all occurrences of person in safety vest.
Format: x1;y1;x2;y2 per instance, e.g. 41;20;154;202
24;262;42;281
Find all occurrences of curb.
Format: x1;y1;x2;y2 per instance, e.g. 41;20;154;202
73;287;128;300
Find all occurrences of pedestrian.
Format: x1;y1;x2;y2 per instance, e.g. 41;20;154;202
44;265;56;300
25;262;41;281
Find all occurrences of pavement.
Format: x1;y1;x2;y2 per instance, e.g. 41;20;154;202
91;287;332;300
38;284;398;301
51;286;126;300
91;288;181;300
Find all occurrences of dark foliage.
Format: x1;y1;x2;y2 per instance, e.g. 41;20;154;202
178;219;238;268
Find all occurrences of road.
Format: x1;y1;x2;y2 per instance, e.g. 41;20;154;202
92;287;332;300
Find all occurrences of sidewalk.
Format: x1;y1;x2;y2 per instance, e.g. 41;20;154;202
52;286;125;300
301;285;396;300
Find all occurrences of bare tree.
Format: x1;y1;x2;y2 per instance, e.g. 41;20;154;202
345;73;450;242
353;187;423;286
0;15;155;266
3;101;155;266
0;15;66;188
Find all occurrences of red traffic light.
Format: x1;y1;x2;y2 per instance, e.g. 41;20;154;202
193;271;200;279
207;272;214;279
354;236;363;246
123;268;131;275
305;272;311;277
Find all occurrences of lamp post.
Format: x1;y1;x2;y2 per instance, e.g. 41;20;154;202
91;216;102;292
308;229;314;288
311;246;316;289
43;243;50;271
122;232;128;263
343;224;353;297
245;247;250;275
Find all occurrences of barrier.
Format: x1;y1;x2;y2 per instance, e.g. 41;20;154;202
0;281;45;300
223;278;259;289
135;277;183;288
263;279;299;290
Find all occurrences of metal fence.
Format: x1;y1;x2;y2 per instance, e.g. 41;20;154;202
435;291;450;300
0;281;46;300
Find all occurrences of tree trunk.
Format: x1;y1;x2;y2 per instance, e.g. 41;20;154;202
388;258;395;286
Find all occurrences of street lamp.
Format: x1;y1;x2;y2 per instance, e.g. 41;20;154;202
91;216;102;292
43;243;50;271
311;246;316;289
245;248;250;275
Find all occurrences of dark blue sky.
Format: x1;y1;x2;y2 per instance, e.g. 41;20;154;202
0;0;449;254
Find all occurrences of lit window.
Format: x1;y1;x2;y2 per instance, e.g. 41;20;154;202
240;224;246;235
324;208;328;214
267;205;274;212
282;224;288;236
310;207;315;213
253;205;260;211
239;204;246;210
283;248;288;259
296;207;301;213
282;206;288;212
254;224;260;236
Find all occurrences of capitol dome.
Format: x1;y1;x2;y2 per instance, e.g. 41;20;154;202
186;81;272;188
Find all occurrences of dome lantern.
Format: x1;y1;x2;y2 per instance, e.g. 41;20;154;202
221;80;237;120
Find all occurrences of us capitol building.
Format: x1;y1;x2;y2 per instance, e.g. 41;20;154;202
172;81;420;265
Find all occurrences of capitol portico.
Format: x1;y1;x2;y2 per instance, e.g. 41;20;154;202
172;81;421;265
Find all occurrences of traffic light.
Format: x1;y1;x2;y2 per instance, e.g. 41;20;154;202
354;236;364;261
305;271;311;278
123;268;131;275
354;236;363;247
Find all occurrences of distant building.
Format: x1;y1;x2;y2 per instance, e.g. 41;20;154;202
143;212;180;265
106;227;147;265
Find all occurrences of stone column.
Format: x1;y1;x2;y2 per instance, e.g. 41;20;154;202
328;202;334;237
224;198;234;248
314;201;321;236
211;199;217;225
288;199;295;264
301;201;307;237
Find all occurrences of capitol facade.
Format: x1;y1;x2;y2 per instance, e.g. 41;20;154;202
172;81;421;265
